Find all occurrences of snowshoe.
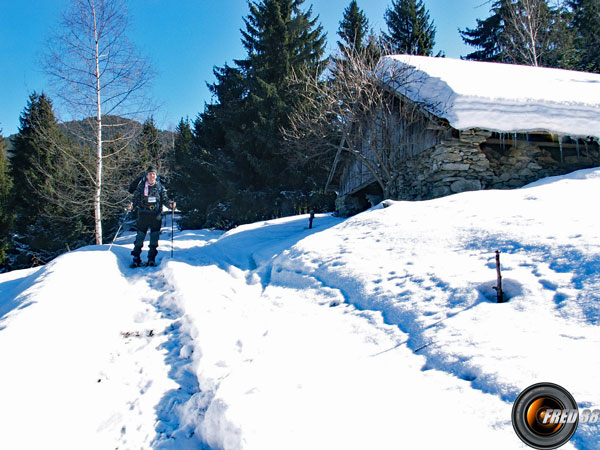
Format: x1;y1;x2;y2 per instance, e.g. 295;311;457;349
131;256;142;268
146;259;156;267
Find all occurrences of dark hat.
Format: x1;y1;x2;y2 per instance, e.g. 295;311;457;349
146;166;157;174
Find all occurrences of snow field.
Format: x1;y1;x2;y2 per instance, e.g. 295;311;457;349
161;259;519;449
267;169;600;448
2;168;600;448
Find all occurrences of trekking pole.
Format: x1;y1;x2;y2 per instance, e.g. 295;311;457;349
171;207;174;258
108;209;129;252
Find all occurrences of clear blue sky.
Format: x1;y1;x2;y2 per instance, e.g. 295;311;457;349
0;0;488;136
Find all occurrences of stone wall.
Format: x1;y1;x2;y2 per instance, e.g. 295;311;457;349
393;130;493;200
392;129;600;201
335;128;600;215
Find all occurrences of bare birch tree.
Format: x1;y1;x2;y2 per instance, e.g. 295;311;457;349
502;0;553;66
283;44;447;198
43;0;153;244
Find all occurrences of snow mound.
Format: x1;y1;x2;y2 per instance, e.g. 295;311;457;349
380;55;600;138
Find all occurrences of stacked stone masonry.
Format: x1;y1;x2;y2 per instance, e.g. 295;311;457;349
393;129;600;201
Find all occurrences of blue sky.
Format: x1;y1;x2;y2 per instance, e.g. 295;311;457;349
0;0;487;136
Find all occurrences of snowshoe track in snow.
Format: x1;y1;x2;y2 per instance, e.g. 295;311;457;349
125;265;211;449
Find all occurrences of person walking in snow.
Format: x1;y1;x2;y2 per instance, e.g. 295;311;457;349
127;166;175;267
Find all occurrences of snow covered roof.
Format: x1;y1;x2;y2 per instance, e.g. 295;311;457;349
378;55;600;139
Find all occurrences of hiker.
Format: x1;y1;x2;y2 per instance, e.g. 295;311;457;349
127;171;165;217
127;166;175;267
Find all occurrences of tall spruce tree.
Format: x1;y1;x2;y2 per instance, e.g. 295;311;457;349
568;0;600;73
383;0;437;55
10;93;59;232
0;130;13;269
169;118;205;227
544;4;577;69
138;117;163;171
172;118;194;182
9;93;85;265
190;0;328;228
337;0;369;53
334;2;380;87
460;0;509;62
234;0;326;188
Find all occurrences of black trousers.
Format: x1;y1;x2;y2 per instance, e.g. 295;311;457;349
131;210;162;260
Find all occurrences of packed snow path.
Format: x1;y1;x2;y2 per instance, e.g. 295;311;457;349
2;169;600;449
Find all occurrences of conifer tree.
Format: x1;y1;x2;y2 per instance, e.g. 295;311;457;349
333;2;380;90
9;93;86;265
459;0;509;62
137;117;163;171
234;0;326;188
544;5;577;69
0;131;13;268
190;0;329;227
173;117;226;229
169;118;195;207
337;0;369;53
383;0;437;55
568;0;600;73
10;93;59;232
173;118;194;177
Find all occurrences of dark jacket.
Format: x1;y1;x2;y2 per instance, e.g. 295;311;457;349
132;179;170;215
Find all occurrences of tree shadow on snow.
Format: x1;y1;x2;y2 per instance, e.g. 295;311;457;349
0;267;47;331
161;214;344;287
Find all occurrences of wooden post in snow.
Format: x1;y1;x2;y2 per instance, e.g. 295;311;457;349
493;250;504;303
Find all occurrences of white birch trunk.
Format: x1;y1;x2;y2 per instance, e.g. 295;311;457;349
93;2;103;245
42;0;153;245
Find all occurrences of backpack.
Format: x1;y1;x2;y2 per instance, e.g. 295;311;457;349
128;174;144;194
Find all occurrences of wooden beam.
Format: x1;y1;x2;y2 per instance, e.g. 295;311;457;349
482;138;594;149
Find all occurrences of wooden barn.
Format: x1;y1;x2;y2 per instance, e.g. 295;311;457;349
333;55;600;216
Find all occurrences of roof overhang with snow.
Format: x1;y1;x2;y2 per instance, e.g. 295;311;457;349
377;55;600;140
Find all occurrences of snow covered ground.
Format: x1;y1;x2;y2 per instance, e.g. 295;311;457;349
1;168;600;449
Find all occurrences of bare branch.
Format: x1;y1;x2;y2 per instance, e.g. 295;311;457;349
503;0;553;66
283;42;447;198
42;0;154;244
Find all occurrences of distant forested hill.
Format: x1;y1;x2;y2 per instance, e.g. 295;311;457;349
5;116;173;164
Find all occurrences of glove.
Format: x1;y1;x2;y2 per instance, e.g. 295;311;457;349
125;202;133;211
169;201;176;210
